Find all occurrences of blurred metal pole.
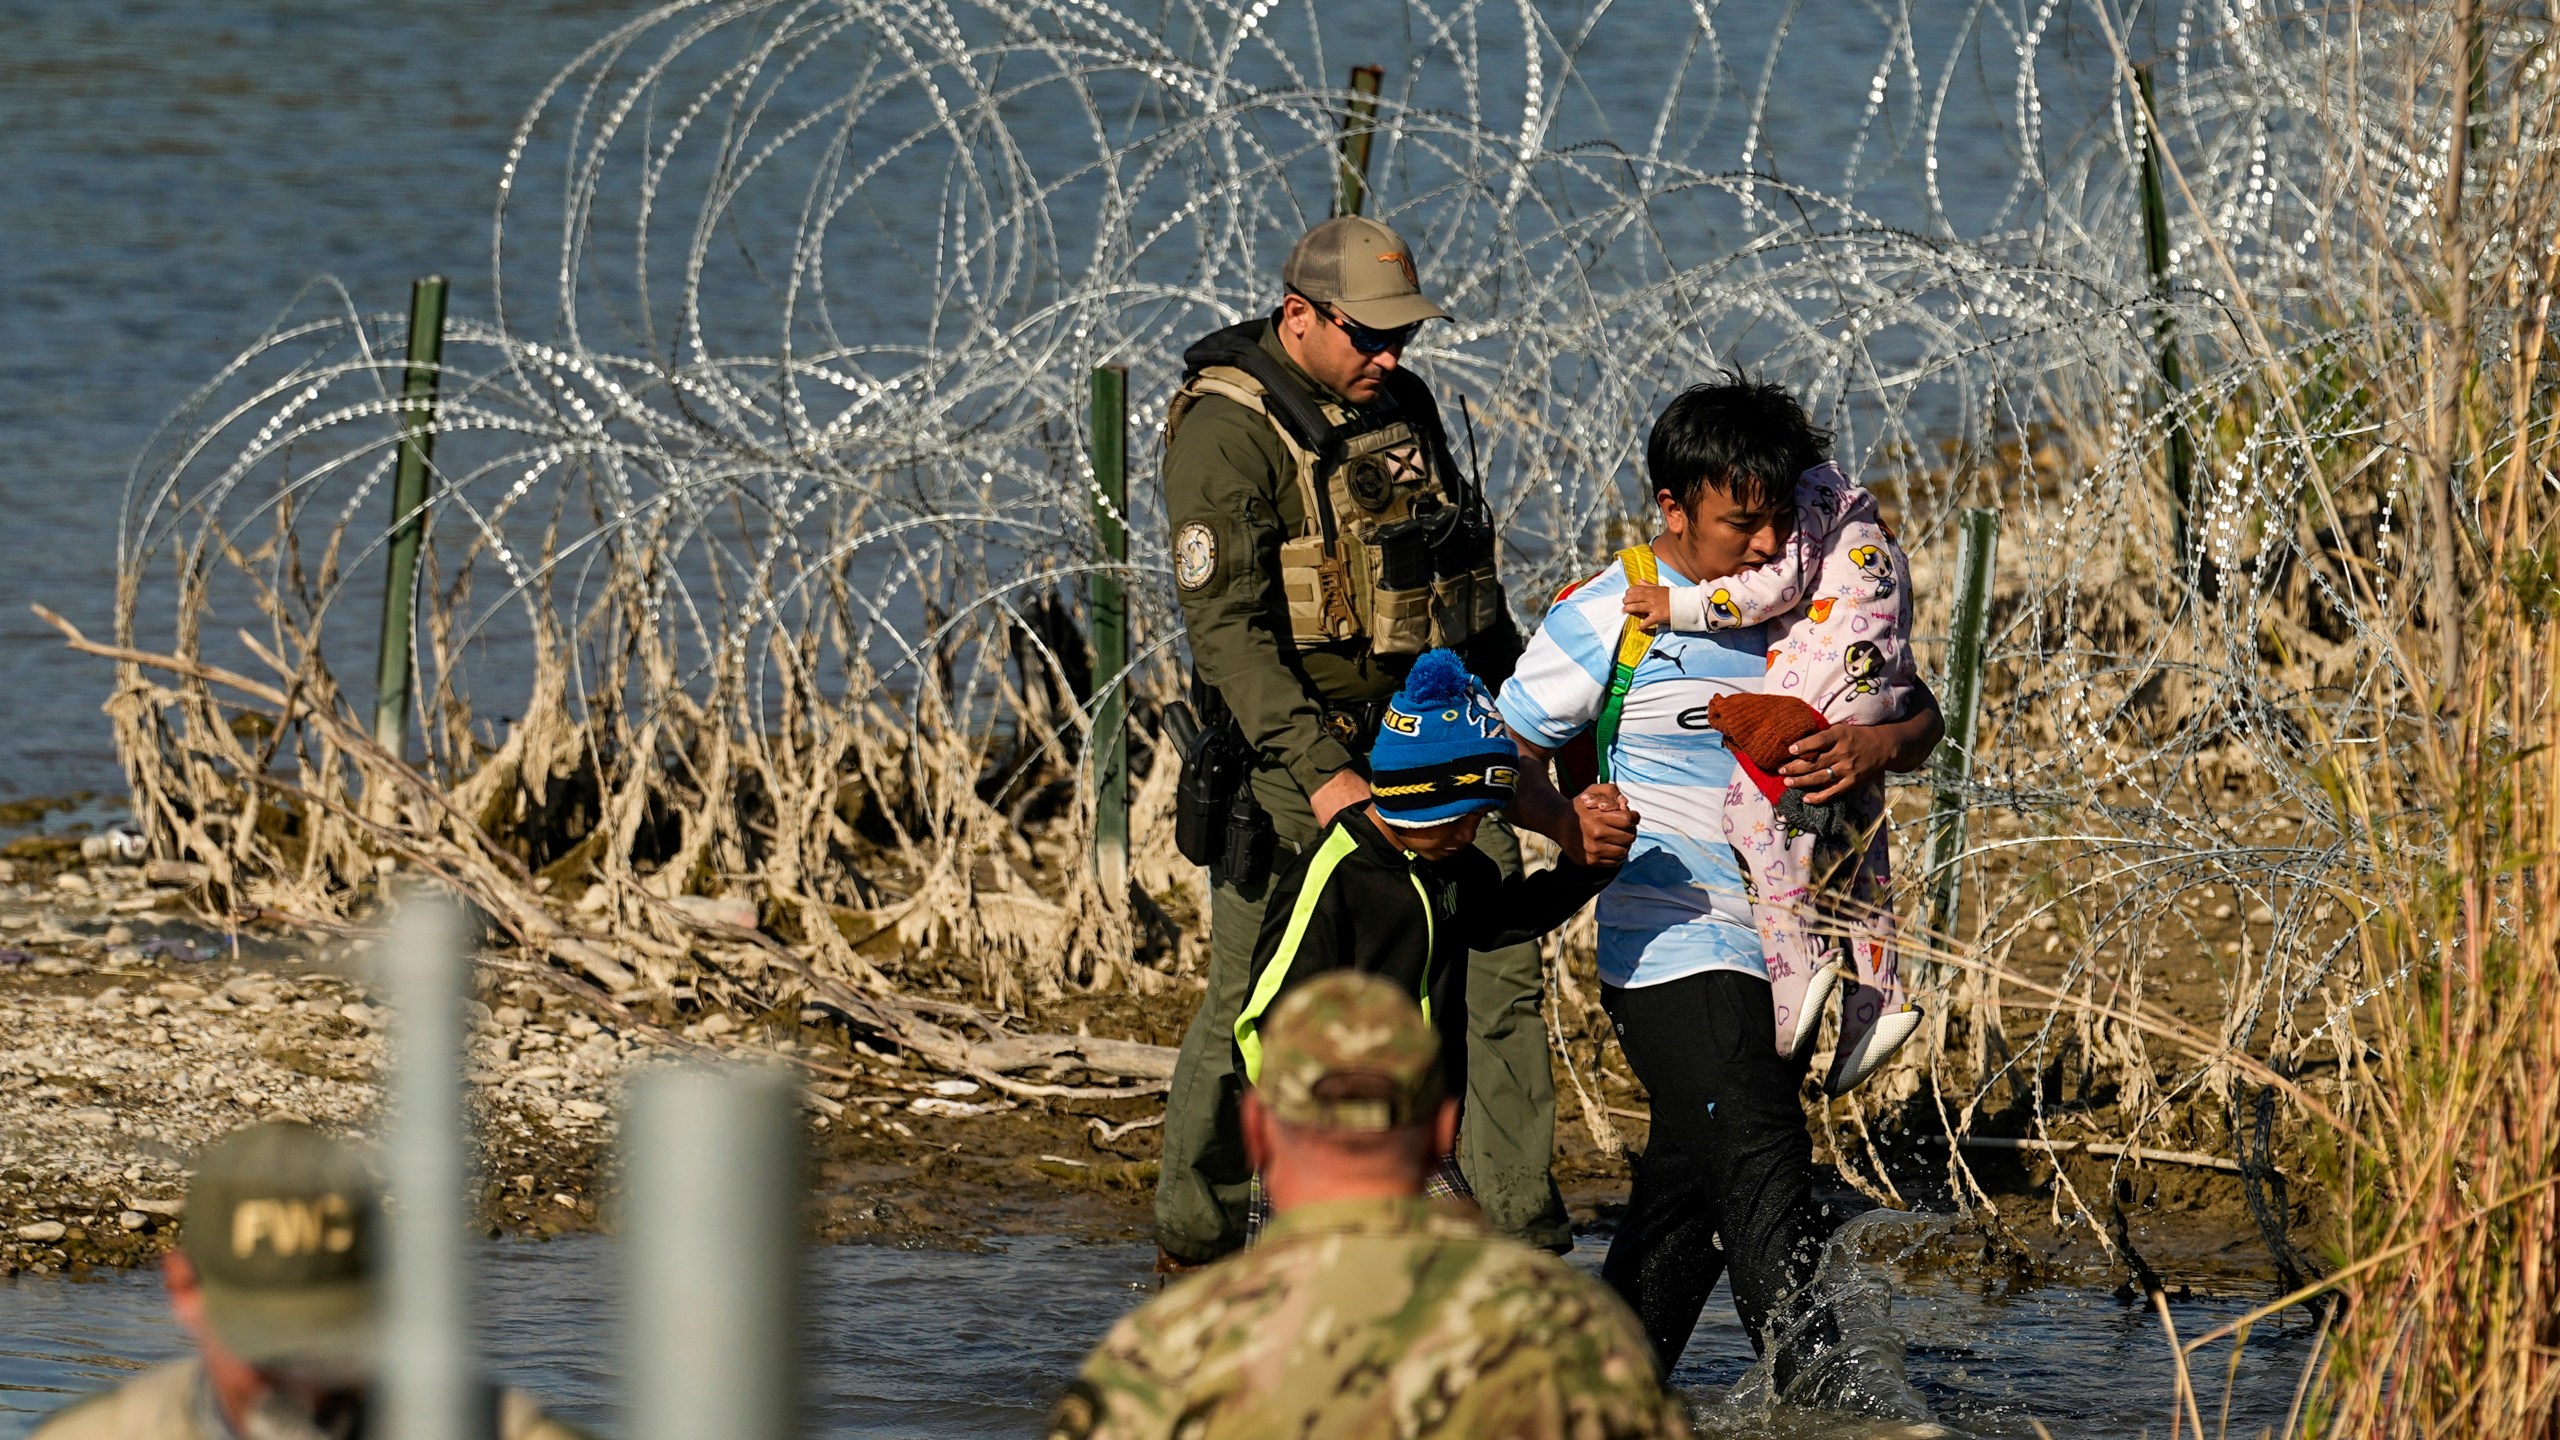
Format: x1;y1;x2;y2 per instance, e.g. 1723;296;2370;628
626;1066;801;1440
381;891;490;1440
1089;364;1130;899
1335;65;1384;217
1922;509;2000;968
374;275;449;756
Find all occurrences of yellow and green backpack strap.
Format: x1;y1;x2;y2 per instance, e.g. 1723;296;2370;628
1590;545;1660;784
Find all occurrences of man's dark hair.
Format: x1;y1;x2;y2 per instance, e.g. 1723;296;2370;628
1644;373;1833;514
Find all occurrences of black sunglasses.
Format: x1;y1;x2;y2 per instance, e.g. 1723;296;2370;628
1293;292;1420;355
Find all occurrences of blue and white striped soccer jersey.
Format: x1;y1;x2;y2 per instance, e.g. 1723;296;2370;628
1498;553;1768;989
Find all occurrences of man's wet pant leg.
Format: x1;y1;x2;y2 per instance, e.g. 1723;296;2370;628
1458;816;1571;1250
1599;968;1838;1388
1151;870;1272;1264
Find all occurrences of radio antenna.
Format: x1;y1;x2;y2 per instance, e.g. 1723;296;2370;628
1457;395;1488;514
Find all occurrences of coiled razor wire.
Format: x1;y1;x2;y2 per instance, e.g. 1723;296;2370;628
103;0;2520;1221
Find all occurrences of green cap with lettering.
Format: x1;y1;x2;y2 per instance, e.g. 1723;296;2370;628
1283;216;1450;331
179;1121;381;1375
1256;971;1446;1132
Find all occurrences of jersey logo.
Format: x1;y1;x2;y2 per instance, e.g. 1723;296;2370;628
1175;522;1217;590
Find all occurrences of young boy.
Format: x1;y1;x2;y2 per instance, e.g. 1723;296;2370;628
1620;457;1923;1095
1232;648;1617;1189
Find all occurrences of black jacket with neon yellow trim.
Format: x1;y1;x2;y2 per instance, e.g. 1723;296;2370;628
1233;808;1615;1097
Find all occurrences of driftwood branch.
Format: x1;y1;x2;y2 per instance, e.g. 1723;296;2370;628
41;603;1178;1098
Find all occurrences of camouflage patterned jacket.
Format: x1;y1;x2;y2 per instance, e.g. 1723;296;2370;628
1047;1196;1693;1440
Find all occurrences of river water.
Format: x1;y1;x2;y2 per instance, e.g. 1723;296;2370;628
0;1234;2315;1439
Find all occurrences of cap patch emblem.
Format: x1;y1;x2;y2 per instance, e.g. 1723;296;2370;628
1175;522;1217;591
1378;251;1417;286
231;1193;358;1259
1380;707;1421;735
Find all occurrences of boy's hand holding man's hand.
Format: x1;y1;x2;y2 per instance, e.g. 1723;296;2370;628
1564;783;1639;867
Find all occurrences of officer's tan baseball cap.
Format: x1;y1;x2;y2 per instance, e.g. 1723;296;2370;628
1256;971;1446;1132
1283;216;1450;331
179;1122;381;1376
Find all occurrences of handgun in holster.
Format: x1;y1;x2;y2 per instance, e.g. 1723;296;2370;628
1163;679;1273;888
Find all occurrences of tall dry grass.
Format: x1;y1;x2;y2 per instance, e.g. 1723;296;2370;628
2306;12;2560;1424
2031;4;2560;1430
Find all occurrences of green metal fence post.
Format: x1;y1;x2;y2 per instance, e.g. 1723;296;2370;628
1335;65;1385;217
1089;365;1130;896
1922;508;2001;967
374;276;449;756
2135;65;2200;592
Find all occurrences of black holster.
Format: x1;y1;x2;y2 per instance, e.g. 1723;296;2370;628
1167;679;1273;888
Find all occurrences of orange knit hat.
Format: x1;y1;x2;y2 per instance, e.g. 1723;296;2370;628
1704;693;1828;804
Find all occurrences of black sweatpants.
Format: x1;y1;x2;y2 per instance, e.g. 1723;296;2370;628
1600;967;1838;1389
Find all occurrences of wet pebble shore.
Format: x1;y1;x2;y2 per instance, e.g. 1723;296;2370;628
0;852;1172;1278
0;858;643;1275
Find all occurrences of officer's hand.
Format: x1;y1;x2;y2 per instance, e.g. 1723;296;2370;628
1310;769;1372;828
1564;784;1640;867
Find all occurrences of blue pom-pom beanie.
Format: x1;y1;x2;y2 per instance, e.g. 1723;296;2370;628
1369;650;1520;827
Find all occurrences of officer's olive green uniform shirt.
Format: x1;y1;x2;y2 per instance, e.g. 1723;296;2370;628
1047;1196;1694;1440
28;1361;590;1440
1164;323;1409;828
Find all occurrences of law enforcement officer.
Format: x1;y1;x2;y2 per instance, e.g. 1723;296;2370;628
1049;972;1691;1440
1155;216;1637;1267
30;1121;588;1440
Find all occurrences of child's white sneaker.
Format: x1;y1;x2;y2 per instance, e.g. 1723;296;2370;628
1783;959;1842;1061
1826;1003;1922;1096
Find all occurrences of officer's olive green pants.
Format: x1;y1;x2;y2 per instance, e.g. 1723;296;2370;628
1152;814;1571;1260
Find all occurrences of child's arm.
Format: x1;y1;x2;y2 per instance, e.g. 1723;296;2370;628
1449;846;1617;954
1621;582;1731;633
1621;564;1805;634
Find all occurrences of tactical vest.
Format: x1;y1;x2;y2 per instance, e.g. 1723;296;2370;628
1165;321;1504;657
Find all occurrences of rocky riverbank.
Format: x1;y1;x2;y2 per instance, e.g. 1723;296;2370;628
0;849;1187;1276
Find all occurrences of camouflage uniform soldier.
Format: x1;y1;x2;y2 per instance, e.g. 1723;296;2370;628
1157;216;1635;1264
31;1121;587;1440
1052;972;1692;1440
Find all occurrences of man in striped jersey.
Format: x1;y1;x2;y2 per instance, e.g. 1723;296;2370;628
1497;379;1943;1394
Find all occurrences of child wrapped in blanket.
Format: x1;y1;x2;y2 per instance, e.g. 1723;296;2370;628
1620;460;1923;1095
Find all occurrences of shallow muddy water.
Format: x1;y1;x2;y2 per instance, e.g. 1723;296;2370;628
0;1232;2315;1438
